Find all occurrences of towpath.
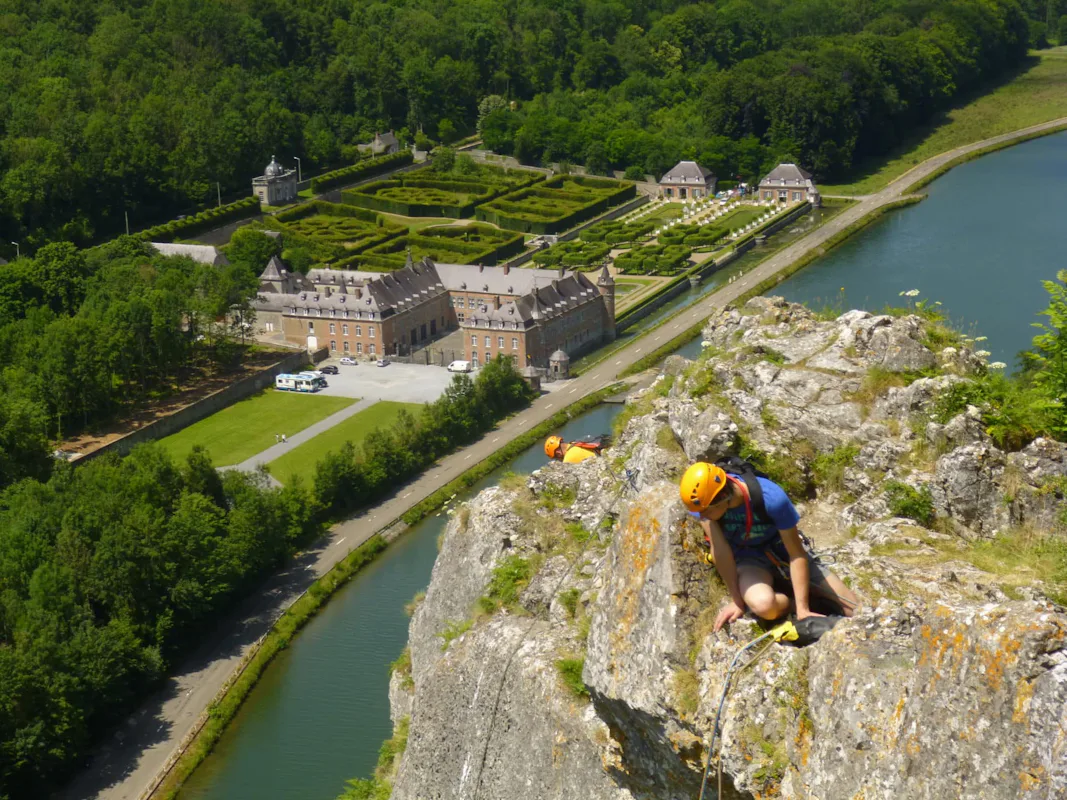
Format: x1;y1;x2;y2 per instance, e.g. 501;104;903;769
64;114;1067;800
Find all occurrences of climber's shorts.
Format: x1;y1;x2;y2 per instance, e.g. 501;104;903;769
733;537;831;587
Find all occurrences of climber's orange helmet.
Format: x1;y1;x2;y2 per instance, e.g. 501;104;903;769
545;435;564;459
679;462;729;513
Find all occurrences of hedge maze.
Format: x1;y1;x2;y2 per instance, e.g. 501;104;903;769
476;175;635;234
273;201;404;250
531;239;611;270
342;164;541;218
579;218;657;245
613;244;693;276
336;223;525;271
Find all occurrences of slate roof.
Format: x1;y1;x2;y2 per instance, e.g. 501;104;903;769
434;263;574;296
760;163;815;187
659;161;715;185
151;242;230;267
376;131;399;148
461;271;601;328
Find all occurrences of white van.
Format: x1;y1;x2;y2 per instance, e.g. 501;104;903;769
447;360;472;373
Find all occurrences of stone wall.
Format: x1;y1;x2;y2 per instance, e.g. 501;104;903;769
76;350;310;465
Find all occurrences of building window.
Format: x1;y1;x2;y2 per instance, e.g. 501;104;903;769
497;336;504;348
308;321;314;332
330;340;337;351
329;323;336;334
512;337;518;350
369;327;375;338
369;344;376;355
793;191;802;201
457;297;465;308
484;336;491;348
356;342;363;354
420;324;427;341
343;341;350;352
353;325;360;336
458;313;465;322
430;319;437;335
341;324;348;335
471;334;477;347
472;351;478;366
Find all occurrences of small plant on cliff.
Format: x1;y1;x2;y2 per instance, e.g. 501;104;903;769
390;647;414;690
559;587;581;619
477;555;533;614
811;443;860;495
556;657;590;699
438;618;473;651
883;480;936;527
672;668;700;718
404;591;425;617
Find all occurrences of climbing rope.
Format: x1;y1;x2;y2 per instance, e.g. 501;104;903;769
697;620;798;800
469;461;640;800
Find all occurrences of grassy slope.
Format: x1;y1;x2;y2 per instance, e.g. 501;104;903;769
267;400;423;483
158;390;356;467
821;49;1067;195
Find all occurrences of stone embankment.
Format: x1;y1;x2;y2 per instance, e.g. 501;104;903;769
388;297;1067;800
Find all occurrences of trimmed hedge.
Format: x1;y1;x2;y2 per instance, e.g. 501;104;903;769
580;218;656;245
613;244;692;276
342;223;525;269
309;151;413;194
136;197;261;243
275;200;382;224
658;223;728;247
342;169;542;218
532;239;611;269
476;175;635;235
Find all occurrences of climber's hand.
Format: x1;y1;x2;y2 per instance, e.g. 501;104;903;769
714;601;746;631
796;608;825;621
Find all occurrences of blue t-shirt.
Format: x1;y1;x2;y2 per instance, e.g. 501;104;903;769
692;477;800;550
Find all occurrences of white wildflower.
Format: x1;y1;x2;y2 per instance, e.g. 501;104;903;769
904;289;920;297
989;361;1007;369
701;340;712;348
975;350;991;358
974;336;987;342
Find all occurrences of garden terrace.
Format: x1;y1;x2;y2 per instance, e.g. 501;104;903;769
612;243;692;276
475;175;635;234
579;218;657;245
531;239;611;270
341;164;541;218
273;201;405;250
335;223;524;271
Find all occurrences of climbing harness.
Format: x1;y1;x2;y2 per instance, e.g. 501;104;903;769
697;616;843;800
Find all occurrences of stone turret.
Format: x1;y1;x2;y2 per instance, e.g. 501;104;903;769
597;263;616;342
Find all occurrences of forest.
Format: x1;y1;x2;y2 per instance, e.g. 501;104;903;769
0;0;1059;252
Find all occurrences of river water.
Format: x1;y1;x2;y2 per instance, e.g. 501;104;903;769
180;131;1067;800
776;131;1067;369
180;404;623;800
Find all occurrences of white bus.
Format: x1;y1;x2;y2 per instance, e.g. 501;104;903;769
275;373;322;393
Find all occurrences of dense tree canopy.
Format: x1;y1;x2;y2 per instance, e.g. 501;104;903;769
0;0;1042;252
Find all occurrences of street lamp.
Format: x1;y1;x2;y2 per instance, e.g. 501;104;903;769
10;242;17;259
293;157;302;183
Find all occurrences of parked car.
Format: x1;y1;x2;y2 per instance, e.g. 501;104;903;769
447;360;472;373
376;359;390;367
320;365;339;375
339;357;357;366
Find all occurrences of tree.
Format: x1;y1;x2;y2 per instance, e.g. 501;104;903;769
226;228;281;274
476;95;508;133
433;146;456;173
1059;14;1067;44
1031;269;1067;434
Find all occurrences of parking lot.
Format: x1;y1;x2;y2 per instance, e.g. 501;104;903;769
314;359;459;404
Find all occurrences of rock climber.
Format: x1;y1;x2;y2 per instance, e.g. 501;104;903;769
679;460;860;632
544;435;602;464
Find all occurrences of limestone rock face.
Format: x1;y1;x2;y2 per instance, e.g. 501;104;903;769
384;298;1067;800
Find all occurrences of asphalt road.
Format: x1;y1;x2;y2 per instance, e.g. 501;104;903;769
61;115;1067;800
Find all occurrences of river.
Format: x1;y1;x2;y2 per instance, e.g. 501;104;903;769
775;130;1067;369
179;404;623;800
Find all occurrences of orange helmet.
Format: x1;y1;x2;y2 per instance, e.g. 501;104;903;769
679;463;729;513
545;436;564;458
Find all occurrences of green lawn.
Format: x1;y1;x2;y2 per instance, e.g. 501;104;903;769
158;390;356;467
643;202;683;221
821;49;1067;195
267;400;423;484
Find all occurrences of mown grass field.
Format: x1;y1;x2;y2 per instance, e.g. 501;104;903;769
158;390;356;467
821;49;1067;195
267;400;423;483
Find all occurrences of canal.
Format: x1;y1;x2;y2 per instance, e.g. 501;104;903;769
179;405;624;800
775;130;1067;369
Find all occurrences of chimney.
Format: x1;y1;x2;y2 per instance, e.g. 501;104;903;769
479;264;485;273
354;287;363;299
558;267;565;279
494;295;501;310
551;279;559;292
503;264;510;275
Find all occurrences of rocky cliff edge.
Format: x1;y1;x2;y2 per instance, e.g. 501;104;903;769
386;297;1067;800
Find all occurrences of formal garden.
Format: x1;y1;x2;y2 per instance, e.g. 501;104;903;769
341;161;541;218
272;201;405;250
612;243;693;275
476;174;635;234
336;222;525;270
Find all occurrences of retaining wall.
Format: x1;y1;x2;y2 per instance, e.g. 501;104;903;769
76;350;311;464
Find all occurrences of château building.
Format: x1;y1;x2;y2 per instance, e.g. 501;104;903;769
251;256;616;368
659;161;716;201
759;163;821;206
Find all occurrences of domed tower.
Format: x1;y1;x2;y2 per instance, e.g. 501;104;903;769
264;156;284;178
597;263;616;343
252;155;298;206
